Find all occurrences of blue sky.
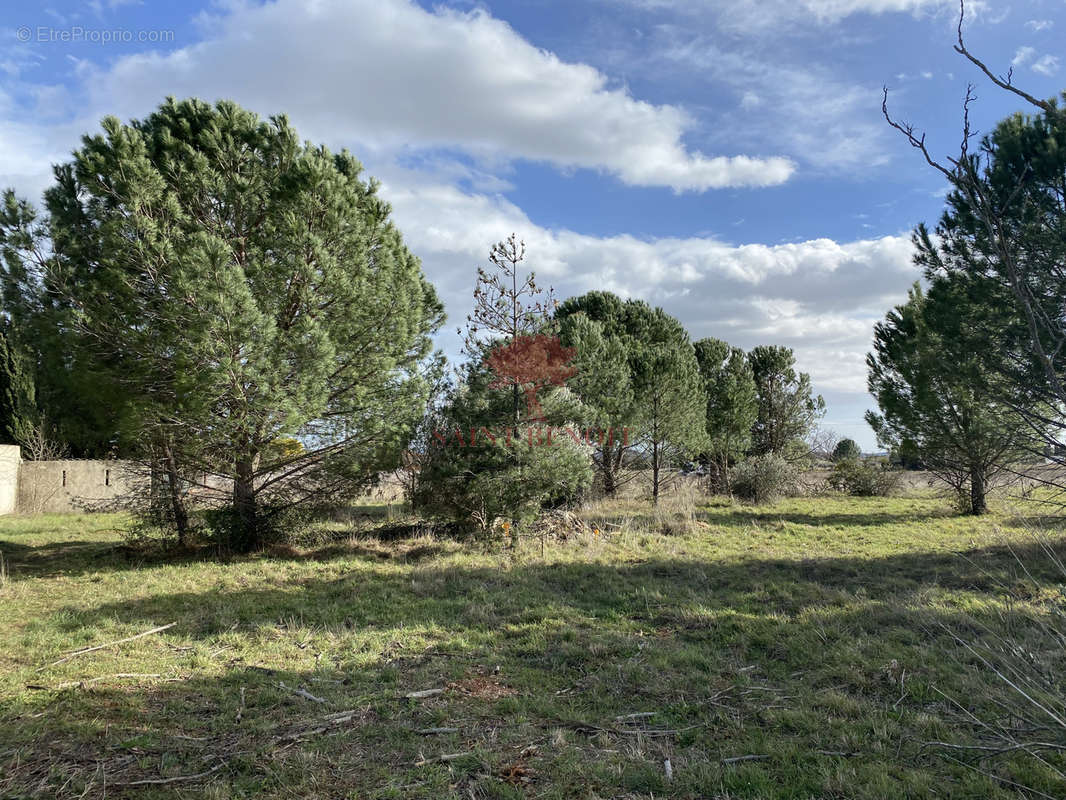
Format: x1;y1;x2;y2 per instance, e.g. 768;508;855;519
1;0;1064;449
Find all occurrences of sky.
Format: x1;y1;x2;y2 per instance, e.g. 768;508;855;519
1;0;1064;450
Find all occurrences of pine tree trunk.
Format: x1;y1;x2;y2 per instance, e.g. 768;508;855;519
602;445;616;497
652;441;661;505
969;464;987;515
233;456;258;551
162;441;188;545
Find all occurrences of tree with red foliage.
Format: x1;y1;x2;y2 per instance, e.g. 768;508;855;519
486;333;576;421
461;234;562;423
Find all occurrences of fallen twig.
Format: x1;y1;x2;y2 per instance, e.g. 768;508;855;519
37;623;177;671
405;688;444;699
28;673;165;690
414;751;472;765
615;712;656;721
923;740;1066;754
272;708;368;742
553;718;701;738
417;727;459;735
721;754;769;765
111;760;227;786
278;681;326;703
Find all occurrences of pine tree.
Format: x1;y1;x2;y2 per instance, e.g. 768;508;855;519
0;98;444;549
832;438;862;462
415;238;590;534
556;291;644;496
866;280;1034;514
633;309;707;503
748;345;825;460
557;293;705;502
558;311;633;494
693;337;757;491
0;322;36;447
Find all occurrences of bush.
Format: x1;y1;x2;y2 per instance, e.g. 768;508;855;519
828;457;902;497
413;427;592;538
832;438;862;461
411;352;595;539
731;455;796;504
198;501;360;552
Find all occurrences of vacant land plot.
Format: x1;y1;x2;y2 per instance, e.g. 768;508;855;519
1;495;1064;798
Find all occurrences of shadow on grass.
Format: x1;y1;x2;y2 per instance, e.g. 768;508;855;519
5;547;1066;797
697;508;955;530
31;537;1063;642
0;516;443;580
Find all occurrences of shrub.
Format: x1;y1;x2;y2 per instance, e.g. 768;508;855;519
413;427;592;538
832;438;862;461
731;455;796;504
828;457;902;497
199;503;345;552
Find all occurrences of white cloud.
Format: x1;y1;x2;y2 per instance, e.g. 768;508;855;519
76;0;792;192
653;35;891;170
1010;47;1059;76
379;173;917;399
1013;46;1036;67
1032;54;1060;77
740;91;763;110
1025;19;1053;32
0;114;84;204
627;0;970;32
800;0;950;22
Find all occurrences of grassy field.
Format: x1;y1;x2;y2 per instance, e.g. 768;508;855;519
1;494;1065;798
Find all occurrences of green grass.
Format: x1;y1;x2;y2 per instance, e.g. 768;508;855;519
1;495;1064;798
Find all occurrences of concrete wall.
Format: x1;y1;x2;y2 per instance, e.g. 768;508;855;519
16;459;140;514
0;445;18;514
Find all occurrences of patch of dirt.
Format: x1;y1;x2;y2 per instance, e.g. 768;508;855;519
448;673;518;700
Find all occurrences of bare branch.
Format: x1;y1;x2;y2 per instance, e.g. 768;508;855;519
954;0;1054;114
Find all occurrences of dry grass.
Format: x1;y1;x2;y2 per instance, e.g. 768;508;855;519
1;496;1065;798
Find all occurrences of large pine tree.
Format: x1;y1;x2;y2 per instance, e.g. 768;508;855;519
693;337;757;490
866;279;1034;514
557;292;705;501
0;98;443;548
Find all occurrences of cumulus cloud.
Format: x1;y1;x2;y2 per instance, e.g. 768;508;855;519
1013;46;1036;67
379;174;917;398
1032;55;1060;77
0;114;84;204
76;0;793;192
1012;48;1060;76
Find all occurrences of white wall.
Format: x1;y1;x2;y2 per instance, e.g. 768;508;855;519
0;445;19;515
